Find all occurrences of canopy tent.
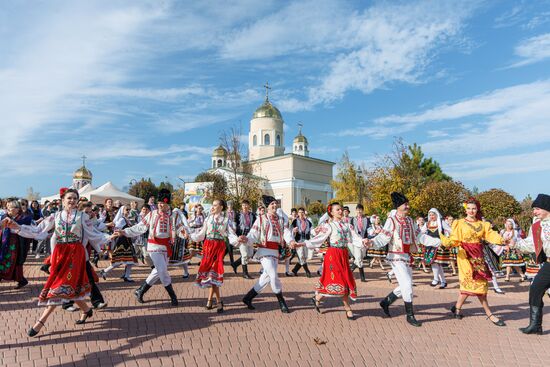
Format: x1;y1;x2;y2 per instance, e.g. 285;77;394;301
83;182;144;206
40;194;59;205
78;183;94;196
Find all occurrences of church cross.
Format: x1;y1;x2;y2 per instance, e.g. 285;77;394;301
81;155;87;167
297;122;303;135
263;81;272;102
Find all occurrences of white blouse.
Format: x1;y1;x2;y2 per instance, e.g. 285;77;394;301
305;220;364;250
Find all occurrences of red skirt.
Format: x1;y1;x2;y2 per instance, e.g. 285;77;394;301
316;247;357;300
38;242;90;306
195;239;226;288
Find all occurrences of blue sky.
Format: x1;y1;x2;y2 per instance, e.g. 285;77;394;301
1;0;549;200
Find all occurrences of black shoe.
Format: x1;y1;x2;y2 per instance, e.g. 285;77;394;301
242;265;252;279
27;320;45;337
404;302;422;327
40;264;50;275
311;296;321;313
123;277;135;283
359;268;366;282
275;292;289;313
346;310;356;320
232;258;241;274
487;314;505;327
379;292;398;317
205;299;214;310
243;288;258;310
164;284;178;306
519;305;543;334
99;270;107;280
317;270;322;276
292;263;301;277
134;282;152;304
350;263;358;272
217;300;224;314
303;264;312;278
285;272;293;277
439;282;447;289
182;273;189;279
15;278;29;289
75;308;93;325
450;305;463;319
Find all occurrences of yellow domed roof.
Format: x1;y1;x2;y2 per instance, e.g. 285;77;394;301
252;100;283;120
74;166;92;180
294;133;308;144
212;145;228;157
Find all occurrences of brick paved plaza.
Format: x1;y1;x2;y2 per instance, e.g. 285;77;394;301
0;257;547;367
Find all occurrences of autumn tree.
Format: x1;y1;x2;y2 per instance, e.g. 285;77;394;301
411;180;470;218
514;195;533;232
331;152;368;203
26;187;40;201
476;189;521;227
194;172;228;201
128;178;158;201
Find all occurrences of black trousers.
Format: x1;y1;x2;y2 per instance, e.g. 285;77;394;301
62;261;104;309
529;262;550;307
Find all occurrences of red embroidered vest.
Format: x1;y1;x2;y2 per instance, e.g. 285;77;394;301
532;221;546;264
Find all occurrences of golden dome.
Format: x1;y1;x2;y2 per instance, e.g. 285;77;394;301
73;166;92;180
212;145;227;157
252;100;283;120
294;133;308;144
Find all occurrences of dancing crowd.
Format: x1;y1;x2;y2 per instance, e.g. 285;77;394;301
1;188;549;337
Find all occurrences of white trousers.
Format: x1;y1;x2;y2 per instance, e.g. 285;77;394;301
239;244;253;265
296;246;309;265
391;261;413;302
352;246;366;268
432;263;446;283
146;251;171;287
253;257;282;294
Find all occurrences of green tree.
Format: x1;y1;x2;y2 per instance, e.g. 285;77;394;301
476;189;521;227
128;178;158;201
412;180;470;218
515;195;534;232
331;152;368;203
194;172;228;201
158;181;174;193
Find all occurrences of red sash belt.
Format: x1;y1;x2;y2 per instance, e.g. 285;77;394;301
389;244;411;254
461;242;491;281
260;241;280;250
148;237;172;256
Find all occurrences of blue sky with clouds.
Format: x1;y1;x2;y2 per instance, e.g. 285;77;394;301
1;0;549;200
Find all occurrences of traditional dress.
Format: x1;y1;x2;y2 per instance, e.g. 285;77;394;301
421;208;451;288
305;220;364;299
0;213;32;286
350;214;370;281
367;217;387;258
232;210;256;278
500;226;524;267
440;219;502;296
169;209;191;266
290;217;312;277
191;213;238;288
17;209;109;305
188;213;205;258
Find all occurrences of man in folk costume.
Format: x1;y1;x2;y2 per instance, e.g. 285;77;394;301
367;192;425;327
231;200;257;279
290;207;313;277
512;194;550;335
115;189;188;306
239;196;294;313
350;204;370;282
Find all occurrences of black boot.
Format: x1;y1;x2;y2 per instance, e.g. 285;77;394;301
359;268;366;282
276;292;290;313
164;284;178;306
303;264;312;278
379;292;398;317
232;258;241;274
404;302;422;327
292;263;302;276
243;288;258;310
242;264;252;279
134;282;152;304
519;305;543;335
40;264;51;274
350;263;358;272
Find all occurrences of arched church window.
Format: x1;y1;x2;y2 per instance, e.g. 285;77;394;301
253;135;257;146
264;134;270;145
217;159;222;167
276;134;281;146
299;145;303;151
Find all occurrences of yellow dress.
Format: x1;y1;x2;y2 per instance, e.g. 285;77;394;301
441;219;503;295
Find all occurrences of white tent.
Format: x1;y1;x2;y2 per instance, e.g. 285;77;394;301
78;183;94;196
83;181;144;206
40;194;59;205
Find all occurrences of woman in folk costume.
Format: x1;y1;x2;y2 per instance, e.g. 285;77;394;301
239;196;294;313
4;188;112;337
300;202;369;320
116;189;188;307
170;207;192;279
511;194;550;335
185;199;238;313
188;204;206;259
367;214;386;270
367;192;425;327
422;208;451;289
440;198;507;326
100;205;137;282
500;218;525;282
0;199;32;289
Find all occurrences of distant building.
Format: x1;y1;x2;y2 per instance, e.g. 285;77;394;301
72;156;92;190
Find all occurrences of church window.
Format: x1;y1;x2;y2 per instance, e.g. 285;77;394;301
264;134;270;145
217;159;223;167
253;135;257;146
276;134;281;146
299;145;303;151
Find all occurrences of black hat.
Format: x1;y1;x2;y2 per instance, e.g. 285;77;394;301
391;192;408;209
532;194;550;212
262;195;277;207
157;188;171;204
